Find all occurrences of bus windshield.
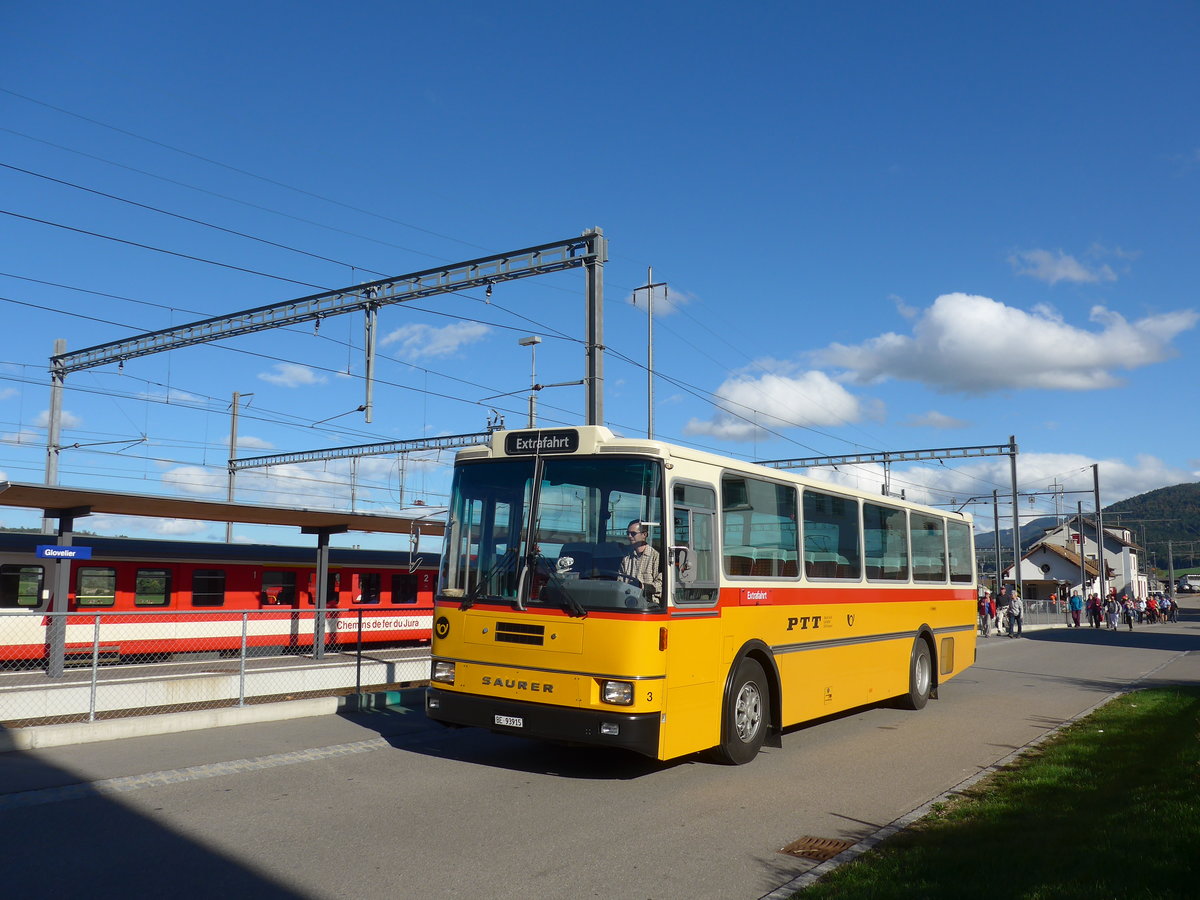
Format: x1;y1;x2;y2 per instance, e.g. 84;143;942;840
440;455;664;614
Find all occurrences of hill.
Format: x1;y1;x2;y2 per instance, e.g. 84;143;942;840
1105;482;1200;571
976;482;1200;573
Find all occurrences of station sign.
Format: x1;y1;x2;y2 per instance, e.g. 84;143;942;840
36;545;92;560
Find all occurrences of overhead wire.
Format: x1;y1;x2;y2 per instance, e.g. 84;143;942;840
2;90;1041;511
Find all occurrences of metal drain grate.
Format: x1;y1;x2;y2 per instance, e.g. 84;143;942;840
779;836;857;861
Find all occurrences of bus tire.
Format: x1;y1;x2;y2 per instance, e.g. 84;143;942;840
898;639;932;710
713;657;768;765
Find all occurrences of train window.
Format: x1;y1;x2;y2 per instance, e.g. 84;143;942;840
356;572;381;604
262;571;296;606
391;572;419;604
1;564;44;608
135;568;172;606
192;569;226;606
76;567;117;607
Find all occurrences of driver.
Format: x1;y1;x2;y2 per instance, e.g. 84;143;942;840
620;519;662;599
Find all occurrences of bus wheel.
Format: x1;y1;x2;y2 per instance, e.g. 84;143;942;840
714;658;767;765
898;639;932;710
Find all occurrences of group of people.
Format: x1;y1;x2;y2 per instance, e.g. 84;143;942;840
980;586;1181;636
1084;589;1178;631
977;588;1024;638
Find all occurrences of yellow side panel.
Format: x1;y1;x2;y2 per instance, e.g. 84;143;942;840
660;616;723;759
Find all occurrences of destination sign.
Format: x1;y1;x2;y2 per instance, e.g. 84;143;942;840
37;545;92;560
504;429;580;456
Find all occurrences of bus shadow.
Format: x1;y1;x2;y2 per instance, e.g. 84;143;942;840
337;699;676;779
0;729;306;897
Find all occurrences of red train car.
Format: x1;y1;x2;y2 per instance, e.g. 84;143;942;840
0;532;438;665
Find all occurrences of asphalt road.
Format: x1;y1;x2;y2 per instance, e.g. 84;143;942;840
2;615;1197;900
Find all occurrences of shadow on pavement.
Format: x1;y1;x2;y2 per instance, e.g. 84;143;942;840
0;727;306;897
1021;621;1200;653
334;692;674;780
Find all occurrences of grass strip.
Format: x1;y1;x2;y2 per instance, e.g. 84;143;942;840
796;686;1200;899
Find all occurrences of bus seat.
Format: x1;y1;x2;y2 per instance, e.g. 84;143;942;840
726;555;753;576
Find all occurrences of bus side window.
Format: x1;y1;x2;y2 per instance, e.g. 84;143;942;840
0;564;45;608
803;490;862;580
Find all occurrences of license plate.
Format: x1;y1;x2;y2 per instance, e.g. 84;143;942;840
494;714;523;728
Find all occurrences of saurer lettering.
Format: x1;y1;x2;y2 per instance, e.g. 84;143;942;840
481;675;553;693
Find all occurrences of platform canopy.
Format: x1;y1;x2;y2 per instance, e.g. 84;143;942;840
0;481;445;537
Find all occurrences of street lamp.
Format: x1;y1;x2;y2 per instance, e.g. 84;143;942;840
518;335;541;427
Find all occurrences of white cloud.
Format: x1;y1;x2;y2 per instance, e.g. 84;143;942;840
0;387;16;401
815;293;1198;394
905;411;970;429
162;465;225;496
383;322;490;359
685;366;879;441
2;428;41;445
34;409;82;428
92;513;210;537
235;435;274;451
138;388;203;404
891;295;918;319
1009;249;1117;285
803;452;1194;511
627;285;696;317
258;363;327;387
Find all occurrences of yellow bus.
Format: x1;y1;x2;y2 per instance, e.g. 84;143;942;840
426;426;976;764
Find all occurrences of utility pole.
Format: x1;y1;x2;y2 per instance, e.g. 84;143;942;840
632;267;667;439
1093;463;1106;601
1010;436;1021;598
225;392;252;542
1077;501;1086;594
518;335;542;428
992;489;1002;594
42;338;66;534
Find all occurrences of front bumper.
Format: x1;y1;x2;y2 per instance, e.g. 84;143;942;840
426;688;661;759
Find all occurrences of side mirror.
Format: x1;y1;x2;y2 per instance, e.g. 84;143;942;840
672;546;696;584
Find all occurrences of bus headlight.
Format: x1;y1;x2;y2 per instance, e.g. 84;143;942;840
601;680;634;706
432;660;456;684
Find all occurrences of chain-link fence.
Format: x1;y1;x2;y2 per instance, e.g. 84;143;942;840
978;600;1072;635
0;609;431;727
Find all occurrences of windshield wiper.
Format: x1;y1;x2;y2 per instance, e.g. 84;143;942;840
536;548;588;618
460;549;516;611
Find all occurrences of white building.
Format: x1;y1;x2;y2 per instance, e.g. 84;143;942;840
1003;515;1143;601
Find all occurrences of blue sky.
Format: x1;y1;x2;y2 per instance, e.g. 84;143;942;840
1;1;1197;549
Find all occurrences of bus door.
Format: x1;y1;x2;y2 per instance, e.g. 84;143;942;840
661;482;722;759
670;482;718;606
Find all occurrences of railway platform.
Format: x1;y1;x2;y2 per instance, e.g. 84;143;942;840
0;645;430;751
